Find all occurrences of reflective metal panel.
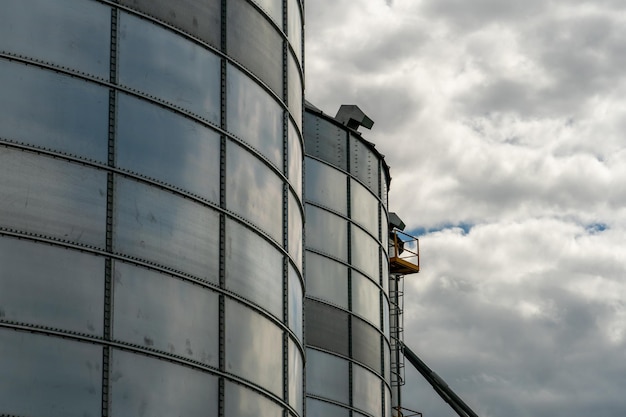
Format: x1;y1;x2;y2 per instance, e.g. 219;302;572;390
303;113;347;171
305;206;347;261
288;121;303;198
350;135;380;196
118;12;220;123
0;60;108;162
305;399;350;417
353;364;382;417
352;271;381;328
381;165;389;209
288;54;303;131
252;0;282;26
0;329;101;417
305;252;348;310
288;338;304;415
227;0;283;96
305;300;349;356
384;341;391;384
113;261;219;366
288;264;303;342
0;0;110;78
227;64;283;168
117;93;220;203
110;349;218;417
225;218;283;319
304;158;347;215
350;178;379;238
119;0;221;48
306;349;349;403
114;177;220;282
351;227;380;281
289;192;303;269
383;299;390;341
224;381;284;417
0;148;107;247
288;0;303;63
226;140;283;242
381;211;389;254
352;317;382;374
225;300;283;396
382;254;389;295
0;237;104;335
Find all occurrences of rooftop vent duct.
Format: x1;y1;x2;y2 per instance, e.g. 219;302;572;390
335;105;374;131
389;212;406;231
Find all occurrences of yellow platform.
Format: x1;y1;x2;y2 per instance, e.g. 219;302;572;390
390;256;420;275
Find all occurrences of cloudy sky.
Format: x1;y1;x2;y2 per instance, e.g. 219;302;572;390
305;1;626;416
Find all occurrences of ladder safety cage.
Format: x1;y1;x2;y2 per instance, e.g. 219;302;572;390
390;273;406;388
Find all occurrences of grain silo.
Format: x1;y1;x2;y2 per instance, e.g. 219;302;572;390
0;1;304;416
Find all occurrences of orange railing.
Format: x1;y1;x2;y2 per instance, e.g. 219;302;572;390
389;229;420;275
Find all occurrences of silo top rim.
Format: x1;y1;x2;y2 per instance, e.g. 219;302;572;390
304;101;392;187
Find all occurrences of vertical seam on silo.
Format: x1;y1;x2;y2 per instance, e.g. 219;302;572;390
218;0;228;416
102;4;119;417
300;125;307;417
379;159;386;396
346;131;354;412
381;379;386;417
282;0;291;413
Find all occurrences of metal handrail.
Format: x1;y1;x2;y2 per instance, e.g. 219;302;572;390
390;229;420;270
